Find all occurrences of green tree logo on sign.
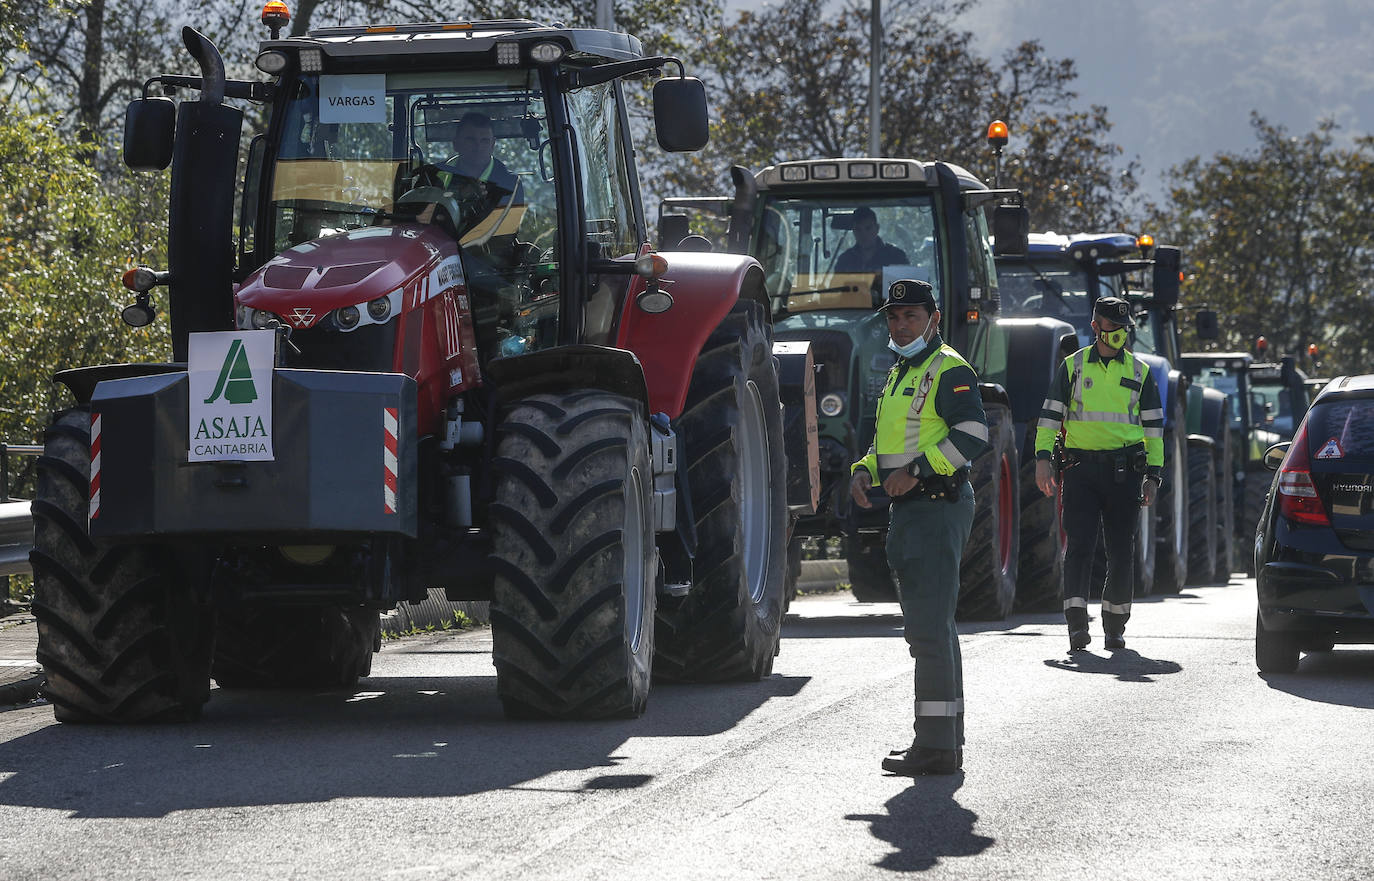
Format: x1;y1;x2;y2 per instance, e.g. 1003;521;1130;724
204;339;259;404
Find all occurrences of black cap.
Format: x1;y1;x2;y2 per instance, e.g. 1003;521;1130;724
879;279;937;312
1093;295;1135;327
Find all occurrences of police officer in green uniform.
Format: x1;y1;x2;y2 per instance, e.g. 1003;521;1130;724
1033;296;1164;651
849;279;990;776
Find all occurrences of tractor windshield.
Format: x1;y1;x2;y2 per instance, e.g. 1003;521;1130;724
269;70;555;253
265;69;563;353
755;194;940;315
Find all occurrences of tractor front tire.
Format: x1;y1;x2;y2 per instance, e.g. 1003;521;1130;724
32;408;213;723
956;402;1020;620
1184;438;1218;586
1014;459;1065;612
844;535;898;603
212;604;380;689
655;302;788;681
488;390;656;719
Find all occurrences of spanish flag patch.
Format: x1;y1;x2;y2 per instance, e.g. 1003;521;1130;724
953;384;971;393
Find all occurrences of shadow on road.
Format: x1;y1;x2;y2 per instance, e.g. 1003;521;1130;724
0;673;808;818
1261;649;1374;708
846;775;993;872
1042;648;1182;682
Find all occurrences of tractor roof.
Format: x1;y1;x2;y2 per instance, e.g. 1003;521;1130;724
266;20;644;64
1021;232;1139;259
755;158;988;192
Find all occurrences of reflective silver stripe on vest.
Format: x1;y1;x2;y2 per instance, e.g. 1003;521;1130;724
1043;399;1067;415
902;351;951;455
1073;411;1140;424
1144;427;1164;439
1063;597;1088;610
914;699;964;716
1101;600;1132;614
1070;351;1086;409
1127;355;1145;415
937;438;968;468
1037;417;1061;430
952;420;990;441
1140;407;1164;421
878;452;917;469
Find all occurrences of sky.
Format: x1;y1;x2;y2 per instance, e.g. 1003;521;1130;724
723;0;1374;203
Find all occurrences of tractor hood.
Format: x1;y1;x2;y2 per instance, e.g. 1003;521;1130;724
236;224;459;330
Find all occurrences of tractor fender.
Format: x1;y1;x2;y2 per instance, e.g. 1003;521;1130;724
1136;354;1186;430
483;345;648;414
1189;384;1230;445
616;252;766;418
979;382;1011;410
992;317;1077;458
55;363;185;404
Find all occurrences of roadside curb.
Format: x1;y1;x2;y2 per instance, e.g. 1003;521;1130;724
0;672;43;707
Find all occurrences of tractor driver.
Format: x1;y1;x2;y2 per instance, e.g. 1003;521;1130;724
438;111;521;198
835;207;908;273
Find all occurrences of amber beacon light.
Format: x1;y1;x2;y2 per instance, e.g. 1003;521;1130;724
262;0;290;38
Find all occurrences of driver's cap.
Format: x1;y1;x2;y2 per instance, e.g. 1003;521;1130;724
880;279;937;312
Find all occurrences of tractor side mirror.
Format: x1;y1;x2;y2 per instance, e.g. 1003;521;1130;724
1195;308;1219;341
123;97;176;171
653;76;709;152
658;213;690;250
1152;245;1181;308
991;202;1029;256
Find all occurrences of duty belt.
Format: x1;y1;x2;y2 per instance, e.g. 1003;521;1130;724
1064;444;1145;464
893;469;970;504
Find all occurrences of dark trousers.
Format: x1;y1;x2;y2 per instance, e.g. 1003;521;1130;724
1061;460;1139;635
885;483;975;750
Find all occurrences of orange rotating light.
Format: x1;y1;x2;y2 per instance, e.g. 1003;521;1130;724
262;0;290;38
987;120;1009;150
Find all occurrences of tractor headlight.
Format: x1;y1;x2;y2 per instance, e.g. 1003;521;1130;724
367;297;391;322
240;307;278;330
819;393;845;417
336;305;361;329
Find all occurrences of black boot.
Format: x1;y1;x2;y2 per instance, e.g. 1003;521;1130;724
882;745;961;776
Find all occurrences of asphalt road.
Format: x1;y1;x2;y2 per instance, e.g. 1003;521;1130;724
0;577;1371;881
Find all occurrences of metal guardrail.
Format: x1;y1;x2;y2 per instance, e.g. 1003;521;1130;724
1;444;42;578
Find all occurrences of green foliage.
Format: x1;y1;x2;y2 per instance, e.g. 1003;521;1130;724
0;106;170;450
656;0;1137;230
1147;116;1374;376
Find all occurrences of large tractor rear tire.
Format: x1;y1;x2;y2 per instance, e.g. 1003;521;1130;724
488;391;656;719
212;605;380;689
783;534;802;613
1211;419;1236;582
31;408;213;723
843;534;898;602
655;302;788;681
1152;414;1189;593
1014;459;1065;612
1240;472;1269;576
1184;438;1218;586
956;402;1020;620
1132;501;1158;598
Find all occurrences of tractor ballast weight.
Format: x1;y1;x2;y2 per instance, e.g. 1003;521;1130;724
33;20;815;724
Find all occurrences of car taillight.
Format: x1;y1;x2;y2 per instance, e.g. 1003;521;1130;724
1278;421;1330;526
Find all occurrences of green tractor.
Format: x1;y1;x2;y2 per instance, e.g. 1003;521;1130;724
663;157;1030;619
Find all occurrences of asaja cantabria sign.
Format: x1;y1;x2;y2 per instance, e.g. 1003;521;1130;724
187;331;275;462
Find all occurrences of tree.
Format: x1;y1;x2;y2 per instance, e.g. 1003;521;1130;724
1147;115;1374;376
659;0;1138;231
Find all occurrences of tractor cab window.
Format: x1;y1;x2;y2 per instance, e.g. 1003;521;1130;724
998;260;1095;340
756;195;940;316
265;69;560;356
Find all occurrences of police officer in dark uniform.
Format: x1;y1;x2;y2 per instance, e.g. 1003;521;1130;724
1034;296;1164;651
849;279;990;776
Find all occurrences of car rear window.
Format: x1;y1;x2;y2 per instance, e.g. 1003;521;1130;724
1307;398;1374;459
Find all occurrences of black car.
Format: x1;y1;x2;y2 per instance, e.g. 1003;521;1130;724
1255;374;1374;673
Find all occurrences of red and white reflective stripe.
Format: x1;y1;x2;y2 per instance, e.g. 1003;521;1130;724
89;412;102;520
383;407;398;514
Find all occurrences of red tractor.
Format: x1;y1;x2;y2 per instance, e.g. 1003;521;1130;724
31;16;816;722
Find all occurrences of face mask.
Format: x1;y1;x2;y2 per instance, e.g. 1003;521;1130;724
888;314;935;359
1098;326;1129;350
